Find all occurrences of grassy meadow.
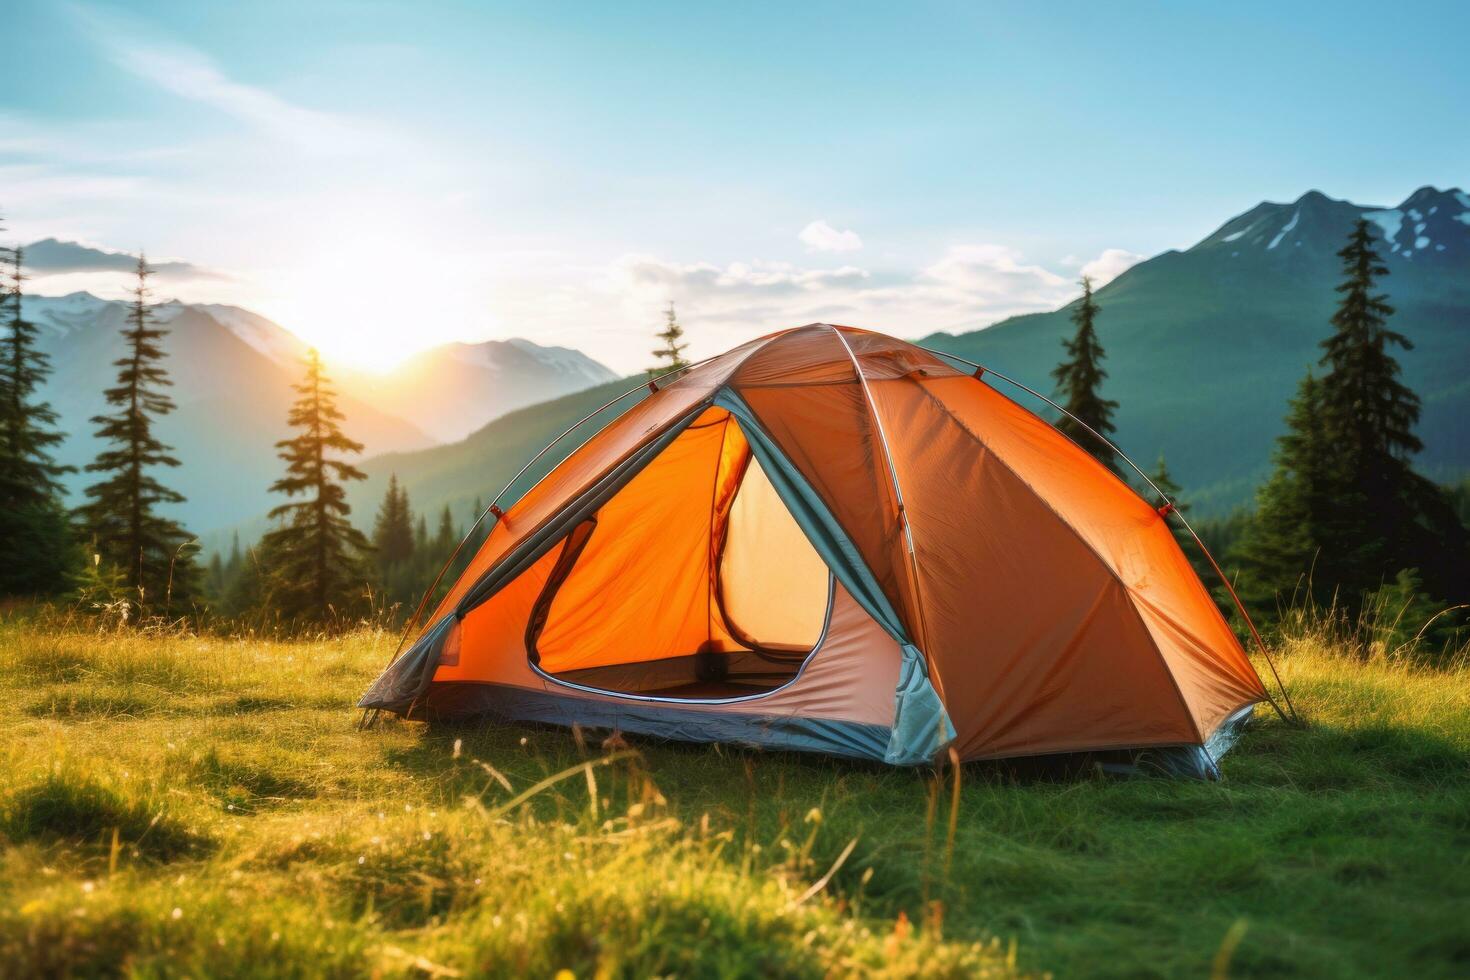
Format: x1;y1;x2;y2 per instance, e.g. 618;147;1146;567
0;615;1466;978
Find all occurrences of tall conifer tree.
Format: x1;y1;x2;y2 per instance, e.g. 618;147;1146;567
371;473;415;571
77;256;198;608
1312;219;1465;602
260;348;372;621
1232;221;1467;615
434;505;456;554
1;245;71;500
1052;276;1120;474
649;301;689;377
1230;373;1335;609
0;240;77;594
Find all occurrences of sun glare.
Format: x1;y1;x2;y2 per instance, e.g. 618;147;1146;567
261;225;493;372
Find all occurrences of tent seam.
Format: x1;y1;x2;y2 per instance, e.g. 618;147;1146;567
825;325;939;698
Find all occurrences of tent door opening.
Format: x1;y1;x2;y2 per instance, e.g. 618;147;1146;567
527;406;834;701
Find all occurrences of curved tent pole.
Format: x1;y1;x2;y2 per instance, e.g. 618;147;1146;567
919;345;1300;727
374;355;725;678
828;326;939;695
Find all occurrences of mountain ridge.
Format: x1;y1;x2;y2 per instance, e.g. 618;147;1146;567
922;185;1470;513
21;283;618;533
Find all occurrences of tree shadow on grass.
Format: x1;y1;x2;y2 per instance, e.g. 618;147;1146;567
2;774;212;864
1230;718;1470;794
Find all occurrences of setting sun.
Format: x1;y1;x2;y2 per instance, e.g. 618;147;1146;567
259;223;496;372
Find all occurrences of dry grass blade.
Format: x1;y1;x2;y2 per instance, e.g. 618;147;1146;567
484;751;639;820
790;836;859;908
474;758;513;793
945;746;961;879
379;944;464;978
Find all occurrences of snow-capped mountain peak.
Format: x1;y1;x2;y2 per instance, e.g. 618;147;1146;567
20;290;116;336
1194;186;1468;262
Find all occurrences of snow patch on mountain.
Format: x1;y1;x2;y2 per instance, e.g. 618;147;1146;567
194;304;308;367
22;291;113;335
1268;210;1301;250
1222;220;1258;243
1364;209;1404;247
506;337;618;383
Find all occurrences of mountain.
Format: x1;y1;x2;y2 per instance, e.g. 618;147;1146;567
338;338;618;443
346;377;644;537
181;184;1470;551
25;283;619;535
28;292;434;532
923;186;1470;513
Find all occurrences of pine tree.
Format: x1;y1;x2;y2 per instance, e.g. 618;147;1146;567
1231;221;1469;617
1230;373;1336;610
76;255;198;609
1310;218;1466;604
260;348;373;621
648;301;689;377
0;241;78;595
414;513;429;554
206;551;226;598
0;245;71;502
1051;276;1120;473
226;531;243;579
434;505;457;554
371;473;415;570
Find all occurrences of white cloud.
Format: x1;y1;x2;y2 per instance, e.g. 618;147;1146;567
580;240;1085;370
914;244;1070;305
798;219;863;253
1079;247;1145;286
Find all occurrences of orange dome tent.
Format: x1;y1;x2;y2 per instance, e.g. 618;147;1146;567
361;324;1270;776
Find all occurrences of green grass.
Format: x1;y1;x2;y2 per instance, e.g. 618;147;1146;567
0;619;1465;977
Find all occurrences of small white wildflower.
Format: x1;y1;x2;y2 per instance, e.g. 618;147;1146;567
422;831;432;841
357;855;365;865
171;908;183;920
452;738;462;759
519;737;528;747
81;881;94;894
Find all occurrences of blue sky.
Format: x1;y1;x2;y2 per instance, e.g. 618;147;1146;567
3;0;1467;370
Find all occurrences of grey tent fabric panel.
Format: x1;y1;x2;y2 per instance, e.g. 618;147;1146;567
358;614;455;714
885;642;955;765
711;389;955;764
419;682;894;762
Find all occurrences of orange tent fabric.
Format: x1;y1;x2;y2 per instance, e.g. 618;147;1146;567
361;324;1266;774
